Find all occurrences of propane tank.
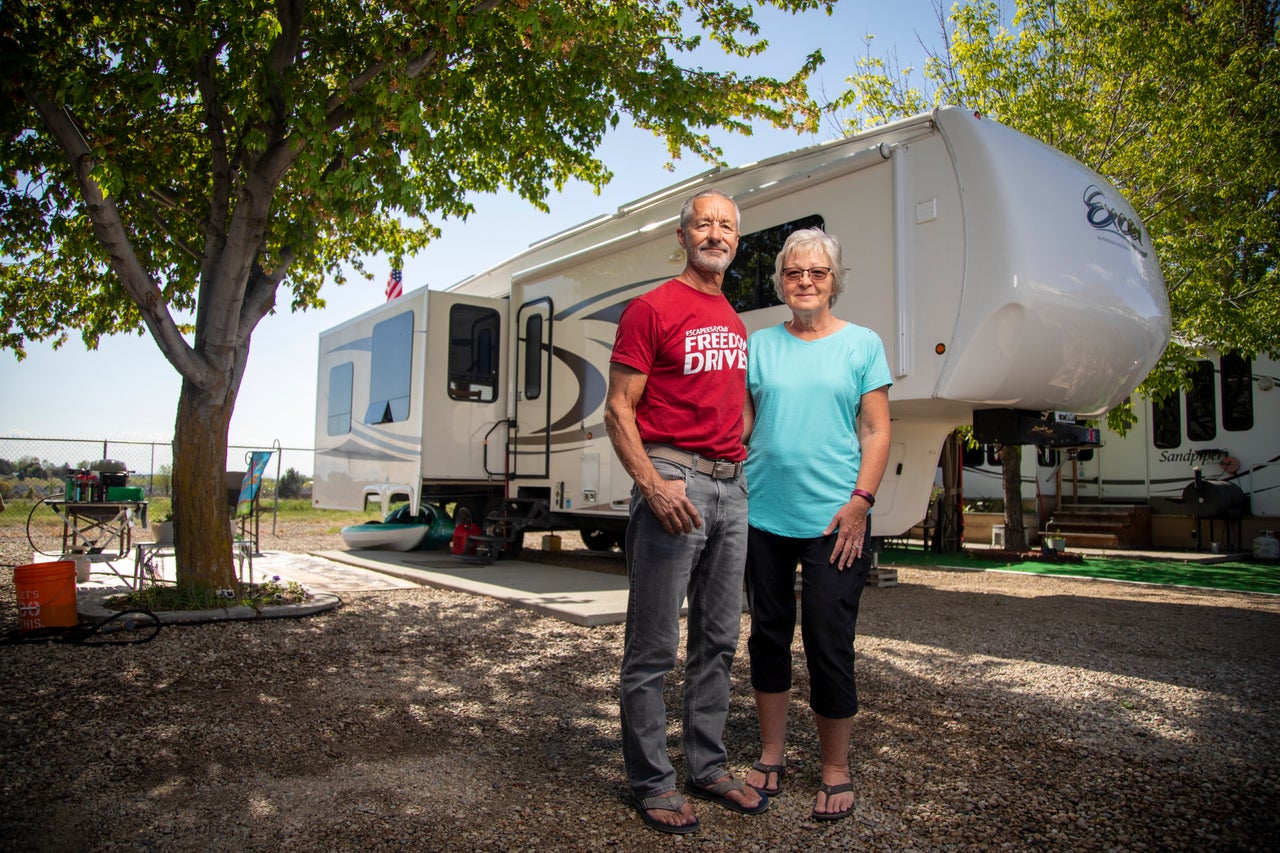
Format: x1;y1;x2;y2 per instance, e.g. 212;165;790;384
1253;530;1279;561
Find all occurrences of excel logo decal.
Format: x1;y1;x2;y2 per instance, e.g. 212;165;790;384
1083;184;1147;256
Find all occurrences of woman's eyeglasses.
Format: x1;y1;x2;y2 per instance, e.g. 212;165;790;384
781;266;832;283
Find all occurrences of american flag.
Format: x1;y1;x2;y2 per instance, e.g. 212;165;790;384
385;267;403;301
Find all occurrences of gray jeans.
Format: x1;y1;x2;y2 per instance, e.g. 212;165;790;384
619;456;749;798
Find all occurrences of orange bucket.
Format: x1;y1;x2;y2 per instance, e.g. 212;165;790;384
14;561;79;632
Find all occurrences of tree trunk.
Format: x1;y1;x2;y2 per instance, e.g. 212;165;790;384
934;430;965;553
172;376;238;591
1000;443;1028;552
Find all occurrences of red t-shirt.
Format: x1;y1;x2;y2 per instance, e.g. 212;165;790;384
610;279;748;462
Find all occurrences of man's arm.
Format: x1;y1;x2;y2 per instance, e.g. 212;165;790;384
742;392;755;445
604;363;702;535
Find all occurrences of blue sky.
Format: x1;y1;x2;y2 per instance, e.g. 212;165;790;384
0;2;943;465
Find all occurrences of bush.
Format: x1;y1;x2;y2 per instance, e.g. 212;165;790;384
276;467;308;499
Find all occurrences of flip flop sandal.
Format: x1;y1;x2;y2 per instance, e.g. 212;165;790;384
748;761;786;797
685;774;770;815
812;781;855;821
636;792;700;835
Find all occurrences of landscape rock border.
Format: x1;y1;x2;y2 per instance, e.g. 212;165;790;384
76;588;342;625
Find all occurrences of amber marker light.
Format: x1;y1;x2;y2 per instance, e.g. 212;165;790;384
935;343;947;355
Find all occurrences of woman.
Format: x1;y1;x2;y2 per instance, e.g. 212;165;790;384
741;227;891;822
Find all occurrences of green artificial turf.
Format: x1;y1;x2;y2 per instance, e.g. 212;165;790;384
879;548;1280;595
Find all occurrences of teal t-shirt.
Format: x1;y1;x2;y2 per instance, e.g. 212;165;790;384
745;322;892;538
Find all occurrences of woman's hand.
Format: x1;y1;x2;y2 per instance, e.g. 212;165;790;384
823;498;870;570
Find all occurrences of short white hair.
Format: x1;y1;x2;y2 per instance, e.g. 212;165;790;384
772;227;847;306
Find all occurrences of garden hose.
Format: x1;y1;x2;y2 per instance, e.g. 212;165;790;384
0;609;161;646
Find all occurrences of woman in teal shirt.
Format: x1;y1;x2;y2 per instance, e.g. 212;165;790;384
742;228;891;822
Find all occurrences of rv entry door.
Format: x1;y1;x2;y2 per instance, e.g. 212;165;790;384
513;298;553;479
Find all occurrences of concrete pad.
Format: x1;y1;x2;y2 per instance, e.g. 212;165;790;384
253;551;420;593
314;549;634;627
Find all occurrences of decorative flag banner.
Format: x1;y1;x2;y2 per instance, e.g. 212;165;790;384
385;267;403;301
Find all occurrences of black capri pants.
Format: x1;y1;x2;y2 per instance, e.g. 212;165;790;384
744;523;871;719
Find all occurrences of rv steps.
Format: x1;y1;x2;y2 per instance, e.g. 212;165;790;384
1042;503;1152;550
461;498;553;563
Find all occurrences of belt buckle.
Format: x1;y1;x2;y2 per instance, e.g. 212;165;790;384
712;460;736;479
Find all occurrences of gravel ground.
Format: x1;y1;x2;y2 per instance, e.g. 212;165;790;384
2;520;1279;851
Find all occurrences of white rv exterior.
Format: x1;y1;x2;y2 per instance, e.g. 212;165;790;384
314;107;1170;545
962;351;1280;522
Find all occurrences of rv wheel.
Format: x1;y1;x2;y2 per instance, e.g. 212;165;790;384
582;529;615;552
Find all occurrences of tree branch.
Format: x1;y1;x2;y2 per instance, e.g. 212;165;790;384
22;86;214;387
322;0;501;130
182;0;233;279
137;195;202;263
241;251;290;336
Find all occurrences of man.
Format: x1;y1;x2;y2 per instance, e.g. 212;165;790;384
604;188;766;834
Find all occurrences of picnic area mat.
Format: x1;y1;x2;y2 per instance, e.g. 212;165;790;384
880;548;1280;595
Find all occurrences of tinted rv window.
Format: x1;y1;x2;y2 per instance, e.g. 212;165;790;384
327;362;354;436
364;311;413;425
523;313;543;400
722;215;824;313
1220;353;1253;432
449;305;500;403
1186;360;1217;441
961;444;985;468
1152;395;1181;449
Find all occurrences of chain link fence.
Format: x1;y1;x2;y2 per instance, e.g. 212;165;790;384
0;436;313;500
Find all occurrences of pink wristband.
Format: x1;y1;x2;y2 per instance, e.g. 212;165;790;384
850;488;875;507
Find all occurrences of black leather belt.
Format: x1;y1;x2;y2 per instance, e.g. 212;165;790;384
646;444;743;479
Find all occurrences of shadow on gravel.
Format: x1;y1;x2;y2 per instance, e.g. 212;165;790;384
857;576;1280;689
2;560;1278;850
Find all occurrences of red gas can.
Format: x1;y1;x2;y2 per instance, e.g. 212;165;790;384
451;520;482;556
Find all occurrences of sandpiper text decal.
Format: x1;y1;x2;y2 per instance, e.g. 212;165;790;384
1083;184;1147;257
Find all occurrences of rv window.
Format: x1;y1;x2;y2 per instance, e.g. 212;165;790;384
523;313;544;400
1221;352;1253;432
722;215;824;313
364;311;414;425
448;304;500;403
327;362;354;436
1152;395;1181;449
1186;360;1217;441
961;444;985;468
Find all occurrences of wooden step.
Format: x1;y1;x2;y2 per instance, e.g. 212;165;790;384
1050;511;1135;524
1045;502;1151;549
1043;531;1122;549
1046;520;1128;534
1052;503;1148;516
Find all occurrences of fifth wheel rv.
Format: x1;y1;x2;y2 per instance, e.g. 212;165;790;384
313;107;1170;555
961;351;1279;550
